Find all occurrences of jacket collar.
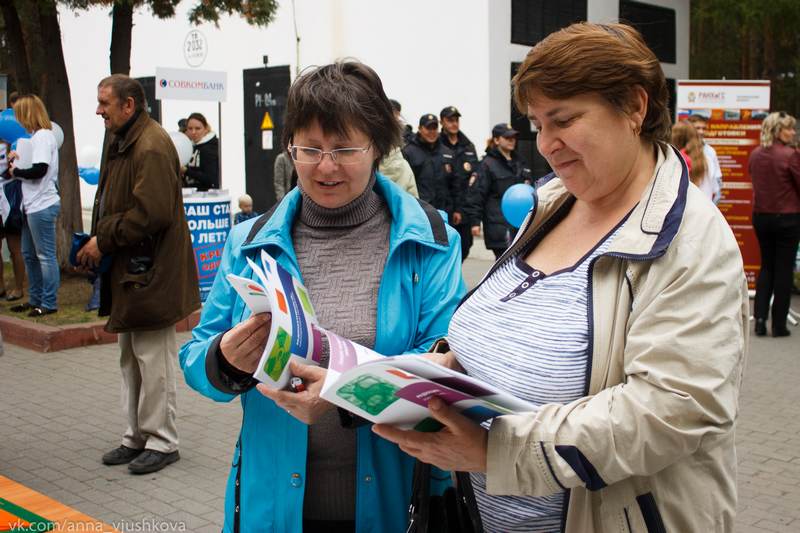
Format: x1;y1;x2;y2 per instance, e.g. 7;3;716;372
195;131;216;145
241;173;450;255
513;143;688;261
114;111;151;154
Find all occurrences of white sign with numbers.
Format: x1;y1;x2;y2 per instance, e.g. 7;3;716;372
183;30;208;67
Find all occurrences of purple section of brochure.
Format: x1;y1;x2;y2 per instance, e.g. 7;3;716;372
326;331;357;372
395;381;472;407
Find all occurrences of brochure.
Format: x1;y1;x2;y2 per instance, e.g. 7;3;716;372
228;251;535;428
228;250;322;388
320;330;536;429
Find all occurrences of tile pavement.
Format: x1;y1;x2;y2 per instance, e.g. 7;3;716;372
0;256;798;531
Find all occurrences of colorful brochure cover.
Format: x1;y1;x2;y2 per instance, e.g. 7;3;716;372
319;331;537;430
227;250;322;389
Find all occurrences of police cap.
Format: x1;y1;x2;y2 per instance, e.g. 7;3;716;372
419;114;439;128
440;106;461;119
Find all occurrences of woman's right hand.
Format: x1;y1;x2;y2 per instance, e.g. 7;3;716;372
423;351;465;373
471;225;481;236
219;312;271;374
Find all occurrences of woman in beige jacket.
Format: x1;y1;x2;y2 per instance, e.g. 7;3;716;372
375;22;748;533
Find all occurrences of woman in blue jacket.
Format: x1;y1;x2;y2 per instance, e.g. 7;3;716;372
180;61;465;533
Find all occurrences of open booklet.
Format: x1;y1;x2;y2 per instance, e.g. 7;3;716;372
227;250;535;428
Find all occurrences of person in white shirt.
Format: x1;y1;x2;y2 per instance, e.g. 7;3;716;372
688;114;723;204
8;95;60;316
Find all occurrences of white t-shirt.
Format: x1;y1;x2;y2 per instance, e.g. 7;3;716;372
20;128;59;214
702;142;723;203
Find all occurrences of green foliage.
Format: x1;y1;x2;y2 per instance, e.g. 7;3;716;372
188;0;279;27
691;0;800;116
60;0;278;26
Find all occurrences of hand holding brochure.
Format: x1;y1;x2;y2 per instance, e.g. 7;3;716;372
227;250;322;389
227;251;535;428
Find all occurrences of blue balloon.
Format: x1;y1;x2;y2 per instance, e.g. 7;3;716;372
78;166;100;185
501;183;536;228
0;113;28;144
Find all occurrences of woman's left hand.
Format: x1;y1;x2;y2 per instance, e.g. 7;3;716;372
256;360;333;424
373;396;488;472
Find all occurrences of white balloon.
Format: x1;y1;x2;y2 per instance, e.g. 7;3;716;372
50;122;64;148
78;145;100;168
169;131;194;167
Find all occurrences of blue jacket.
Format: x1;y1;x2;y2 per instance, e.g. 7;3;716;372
180;174;466;533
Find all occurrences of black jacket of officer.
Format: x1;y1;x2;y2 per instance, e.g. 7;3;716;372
402;116;455;214
440;129;479;219
465;146;532;251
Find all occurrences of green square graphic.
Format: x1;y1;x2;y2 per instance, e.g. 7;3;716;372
336;374;400;416
265;327;292;381
296;286;315;317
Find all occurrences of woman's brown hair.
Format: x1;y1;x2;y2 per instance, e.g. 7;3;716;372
12;94;52;132
281;60;400;167
512;22;671;144
671;121;706;185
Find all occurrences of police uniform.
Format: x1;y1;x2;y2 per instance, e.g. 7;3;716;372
439;106;479;261
464;123;532;257
401;114;455;215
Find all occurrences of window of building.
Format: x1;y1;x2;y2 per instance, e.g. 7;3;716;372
511;0;587;47
619;1;676;64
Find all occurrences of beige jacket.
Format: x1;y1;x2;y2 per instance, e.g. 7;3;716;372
379;147;419;197
480;146;749;532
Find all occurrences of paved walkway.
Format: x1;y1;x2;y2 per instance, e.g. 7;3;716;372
0;255;798;532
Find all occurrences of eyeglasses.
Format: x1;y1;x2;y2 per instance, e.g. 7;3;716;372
288;143;372;165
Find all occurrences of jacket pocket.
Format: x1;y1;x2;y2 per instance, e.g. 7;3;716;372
617;492;667;533
635;492;666;533
602;489;666;533
119;268;155;290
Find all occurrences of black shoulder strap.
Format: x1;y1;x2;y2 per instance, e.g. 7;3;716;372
416;199;448;247
243;204;279;246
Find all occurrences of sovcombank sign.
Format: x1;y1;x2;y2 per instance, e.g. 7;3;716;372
155;67;227;102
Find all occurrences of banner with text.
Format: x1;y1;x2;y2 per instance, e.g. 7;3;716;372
184;194;231;301
677;80;771;288
155;67;227;102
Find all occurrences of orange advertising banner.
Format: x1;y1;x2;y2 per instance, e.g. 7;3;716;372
676;80;771;288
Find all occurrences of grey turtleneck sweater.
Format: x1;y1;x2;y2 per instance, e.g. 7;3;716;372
293;174;391;521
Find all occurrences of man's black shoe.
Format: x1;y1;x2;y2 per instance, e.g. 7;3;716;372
128;450;180;475
773;326;791;337
754;318;767;337
10;303;32;313
102;445;143;465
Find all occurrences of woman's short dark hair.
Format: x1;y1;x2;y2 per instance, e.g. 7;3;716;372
187;112;209;128
512;22;671;144
282;61;400;164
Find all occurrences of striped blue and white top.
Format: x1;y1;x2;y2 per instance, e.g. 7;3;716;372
448;220;624;533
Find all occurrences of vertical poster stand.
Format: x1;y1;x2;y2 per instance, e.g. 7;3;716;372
155;67;229;301
676;80;770;290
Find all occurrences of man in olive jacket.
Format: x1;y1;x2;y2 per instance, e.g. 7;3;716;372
78;74;199;475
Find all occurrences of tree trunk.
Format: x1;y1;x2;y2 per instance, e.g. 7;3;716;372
110;1;133;75
36;0;82;268
0;0;34;93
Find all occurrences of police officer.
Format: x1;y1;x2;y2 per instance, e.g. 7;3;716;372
402;113;454;215
464;123;531;259
439;106;479;261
